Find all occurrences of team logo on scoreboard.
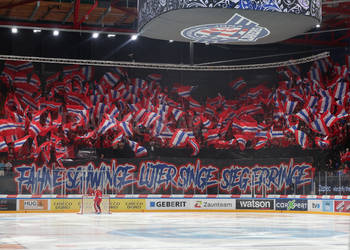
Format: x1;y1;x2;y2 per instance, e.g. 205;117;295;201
181;13;270;43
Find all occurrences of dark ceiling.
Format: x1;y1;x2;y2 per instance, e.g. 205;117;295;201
0;0;349;69
0;0;350;47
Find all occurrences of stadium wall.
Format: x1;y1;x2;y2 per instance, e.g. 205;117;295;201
0;195;350;215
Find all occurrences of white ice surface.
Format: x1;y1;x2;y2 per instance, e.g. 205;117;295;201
0;212;349;250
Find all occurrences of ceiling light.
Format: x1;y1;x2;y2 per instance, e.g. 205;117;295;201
53;30;59;36
11;27;18;34
92;32;99;39
131;34;138;40
33;29;41;33
107;34;116;38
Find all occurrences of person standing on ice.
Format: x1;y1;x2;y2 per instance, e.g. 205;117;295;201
94;188;102;214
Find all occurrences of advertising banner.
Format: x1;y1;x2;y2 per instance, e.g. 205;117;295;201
0;199;16;211
236;199;274;210
18;199;49;211
308;200;334;212
322;200;334;212
334;200;350;213
51;199;81;211
147;199;190;210
275;199;307;211
110;199;146;211
189;199;235;210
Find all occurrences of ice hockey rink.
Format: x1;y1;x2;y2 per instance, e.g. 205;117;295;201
0;212;349;250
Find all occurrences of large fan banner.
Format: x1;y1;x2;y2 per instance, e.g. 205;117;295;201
11;157;313;195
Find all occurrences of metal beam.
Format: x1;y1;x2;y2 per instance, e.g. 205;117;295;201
323;0;350;5
40;5;58;20
323;6;350;15
284;38;347;46
62;5;74;24
73;0;81;28
0;0;39;9
29;1;40;20
97;5;111;25
0;20;136;34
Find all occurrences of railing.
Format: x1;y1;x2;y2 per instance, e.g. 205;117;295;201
3;169;349;196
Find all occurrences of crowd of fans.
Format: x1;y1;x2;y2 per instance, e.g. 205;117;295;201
0;57;349;170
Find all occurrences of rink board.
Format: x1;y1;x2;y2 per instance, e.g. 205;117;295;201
0;195;350;215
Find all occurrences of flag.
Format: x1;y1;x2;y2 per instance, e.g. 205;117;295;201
0;137;8;152
38;141;51;163
287;64;301;76
187;97;202;112
188;138;200;156
318;95;333;114
176;86;192;98
203;128;220;142
333;80;348;103
305;95;318;109
67;105;89;126
148;73;162;81
172;108;184;121
201;115;213;129
295;108;312;124
75;131;95;140
46;72;60;85
254;139;268;150
0;121;24;137
169;130;188;147
315;137;330;149
97;116;118;135
228;77;246;91
63;65;80;76
127;139;148;157
28;121;43;137
284;99;298;114
100;72;121;88
119;121;133;137
39;100;61;111
142;112;160;128
4;60;34;74
80;66;94;81
112;132;124;146
13;135;31;152
322;111;338;127
235;134;247;151
295;130;308;149
311;118;329;135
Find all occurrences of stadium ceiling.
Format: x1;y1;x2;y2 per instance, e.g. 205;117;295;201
1;0;350;46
